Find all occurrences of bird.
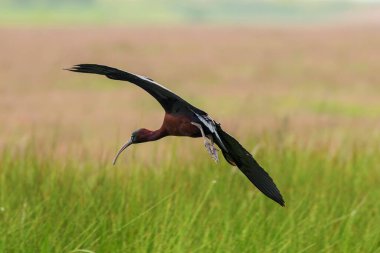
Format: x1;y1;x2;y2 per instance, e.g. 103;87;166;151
67;64;285;206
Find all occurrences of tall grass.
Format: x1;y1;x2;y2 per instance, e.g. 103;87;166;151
0;136;378;252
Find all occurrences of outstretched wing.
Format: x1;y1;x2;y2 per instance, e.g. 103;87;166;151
68;64;191;113
215;125;285;206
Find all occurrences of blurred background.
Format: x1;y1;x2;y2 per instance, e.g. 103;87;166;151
1;0;380;25
0;0;379;159
1;1;380;252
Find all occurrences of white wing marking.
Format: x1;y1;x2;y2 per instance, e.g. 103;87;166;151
136;74;175;93
194;113;227;150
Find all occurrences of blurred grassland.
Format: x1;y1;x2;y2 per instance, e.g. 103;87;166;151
0;1;365;26
0;25;380;252
1;26;379;154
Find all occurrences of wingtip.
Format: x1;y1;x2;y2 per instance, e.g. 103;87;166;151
272;193;285;206
63;65;80;72
276;197;285;207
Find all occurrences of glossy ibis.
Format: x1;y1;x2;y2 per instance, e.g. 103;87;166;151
68;64;285;206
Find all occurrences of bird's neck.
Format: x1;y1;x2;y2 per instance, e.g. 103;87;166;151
139;128;167;143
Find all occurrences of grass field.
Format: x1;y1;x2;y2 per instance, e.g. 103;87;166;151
0;25;380;252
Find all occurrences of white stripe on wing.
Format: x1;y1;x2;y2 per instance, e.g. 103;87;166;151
136;74;175;93
194;113;227;150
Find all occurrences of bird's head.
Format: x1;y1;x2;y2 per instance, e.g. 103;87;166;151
112;128;151;165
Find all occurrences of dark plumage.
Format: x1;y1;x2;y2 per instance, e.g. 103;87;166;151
68;64;285;206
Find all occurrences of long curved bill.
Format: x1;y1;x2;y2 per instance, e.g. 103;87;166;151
113;139;133;165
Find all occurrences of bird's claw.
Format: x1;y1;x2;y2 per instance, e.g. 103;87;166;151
204;141;219;163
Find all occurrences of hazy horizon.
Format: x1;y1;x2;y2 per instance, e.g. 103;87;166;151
1;0;380;26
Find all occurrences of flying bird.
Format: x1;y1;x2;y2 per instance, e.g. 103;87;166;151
68;64;285;206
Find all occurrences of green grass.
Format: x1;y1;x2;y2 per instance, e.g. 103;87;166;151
1;136;379;252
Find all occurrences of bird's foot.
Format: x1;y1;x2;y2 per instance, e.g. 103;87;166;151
204;140;219;163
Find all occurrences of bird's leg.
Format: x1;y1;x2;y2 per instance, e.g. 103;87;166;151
206;134;219;162
191;122;219;163
208;135;219;152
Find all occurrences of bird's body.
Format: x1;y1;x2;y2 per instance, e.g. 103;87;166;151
68;64;285;206
162;113;202;137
